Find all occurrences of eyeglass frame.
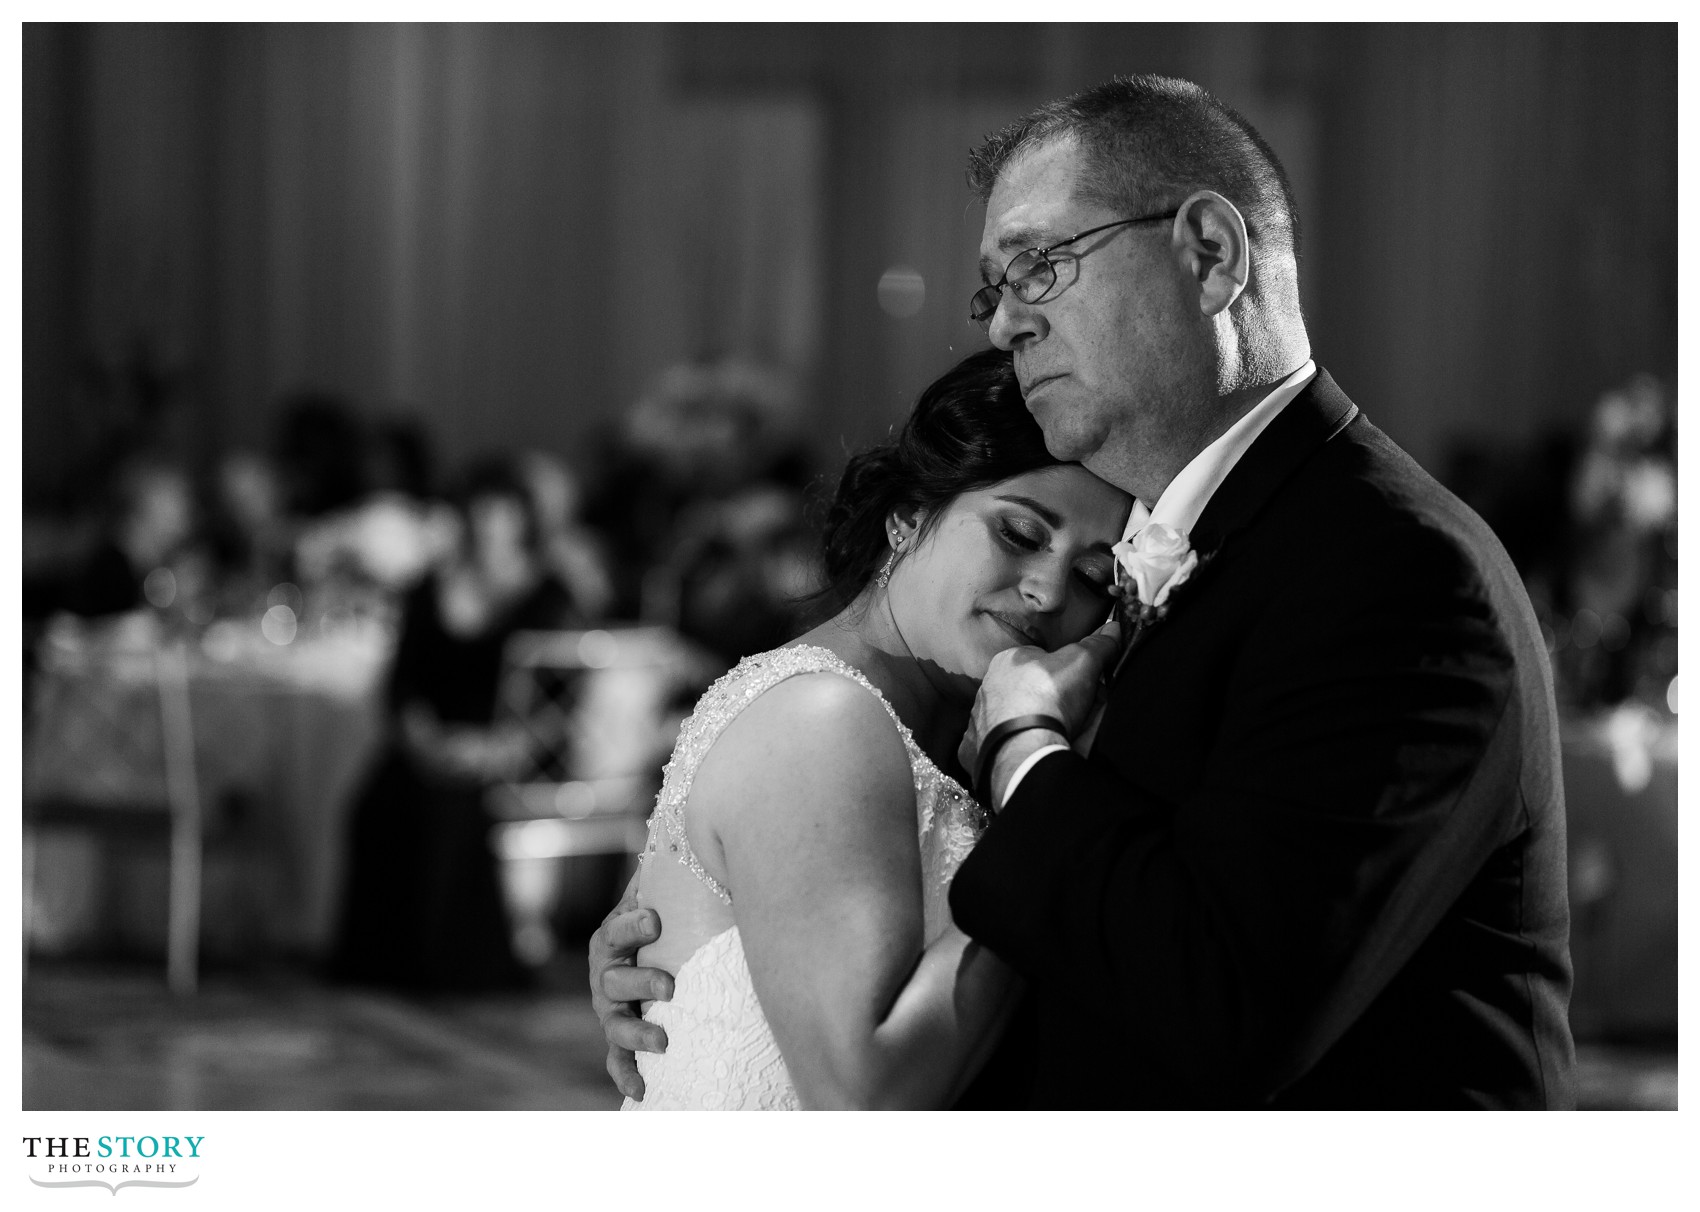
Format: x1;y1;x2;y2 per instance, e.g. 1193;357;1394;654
968;209;1181;330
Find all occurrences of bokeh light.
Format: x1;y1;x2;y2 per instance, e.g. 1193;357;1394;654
577;629;617;669
142;567;177;609
261;604;298;645
877;265;926;318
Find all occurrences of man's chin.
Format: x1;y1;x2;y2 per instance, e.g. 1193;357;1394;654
1040;427;1101;464
1030;401;1099;463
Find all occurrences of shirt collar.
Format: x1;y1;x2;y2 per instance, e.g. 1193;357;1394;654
1121;360;1317;541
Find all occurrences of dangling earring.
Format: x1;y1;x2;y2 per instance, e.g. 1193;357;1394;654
875;536;905;589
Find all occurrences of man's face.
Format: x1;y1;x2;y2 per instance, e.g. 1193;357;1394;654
978;137;1212;499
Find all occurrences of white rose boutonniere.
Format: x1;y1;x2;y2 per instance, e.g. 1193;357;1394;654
1110;522;1200;633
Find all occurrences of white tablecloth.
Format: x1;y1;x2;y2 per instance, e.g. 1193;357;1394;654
25;615;389;956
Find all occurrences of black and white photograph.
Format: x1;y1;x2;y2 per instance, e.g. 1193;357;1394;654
13;13;1686;1204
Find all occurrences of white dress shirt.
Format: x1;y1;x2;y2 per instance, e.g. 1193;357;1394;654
995;360;1318;810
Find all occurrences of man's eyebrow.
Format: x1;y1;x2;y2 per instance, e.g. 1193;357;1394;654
977;226;1053;284
997;225;1052;253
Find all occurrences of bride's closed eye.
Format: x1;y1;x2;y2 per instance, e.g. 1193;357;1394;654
994;517;1046;552
1075;560;1114;598
995;515;1114;599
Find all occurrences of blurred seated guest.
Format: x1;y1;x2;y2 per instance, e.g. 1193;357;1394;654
293;474;451;603
583;358;815;623
1445;373;1676;714
293;413;450;618
657;482;822;666
1558;374;1676;710
272;390;369;519
23;454;205;622
365;414;437;503
206;450;297;617
329;457;582;991
517;448;616;620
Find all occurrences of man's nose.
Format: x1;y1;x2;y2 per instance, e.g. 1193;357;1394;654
986;291;1047;350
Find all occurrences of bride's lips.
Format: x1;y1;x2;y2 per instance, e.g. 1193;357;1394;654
986;610;1044;649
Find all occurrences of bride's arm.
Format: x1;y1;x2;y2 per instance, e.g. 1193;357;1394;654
686;672;1019;1110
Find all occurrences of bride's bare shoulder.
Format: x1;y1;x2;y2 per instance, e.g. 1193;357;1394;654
692;670;912;807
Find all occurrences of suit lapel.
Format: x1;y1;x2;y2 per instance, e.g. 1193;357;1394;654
1188;369;1359;553
1105;369;1359;687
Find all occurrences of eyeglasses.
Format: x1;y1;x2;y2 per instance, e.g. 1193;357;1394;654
968;210;1180;330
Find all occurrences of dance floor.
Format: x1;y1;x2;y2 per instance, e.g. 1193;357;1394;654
23;953;1675;1111
23;948;622;1111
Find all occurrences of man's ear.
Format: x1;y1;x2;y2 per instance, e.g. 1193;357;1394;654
1174;190;1250;318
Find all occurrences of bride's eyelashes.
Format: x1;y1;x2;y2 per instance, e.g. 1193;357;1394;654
1076;562;1114;598
994;516;1046;552
993;514;1113;600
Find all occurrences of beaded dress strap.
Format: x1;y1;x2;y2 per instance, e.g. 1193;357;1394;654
641;645;928;905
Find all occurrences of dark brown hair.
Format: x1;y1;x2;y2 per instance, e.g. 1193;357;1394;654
809;347;1063;619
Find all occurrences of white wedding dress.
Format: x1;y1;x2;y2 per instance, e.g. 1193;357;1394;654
621;644;988;1111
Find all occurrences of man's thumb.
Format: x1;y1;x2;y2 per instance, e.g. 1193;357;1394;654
1078;618;1122;665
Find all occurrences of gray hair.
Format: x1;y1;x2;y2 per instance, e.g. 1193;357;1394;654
967;74;1302;268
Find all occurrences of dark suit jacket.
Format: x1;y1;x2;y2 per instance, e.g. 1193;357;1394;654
949;370;1575;1109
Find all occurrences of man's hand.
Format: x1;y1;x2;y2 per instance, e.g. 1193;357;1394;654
588;873;674;1101
958;619;1122;789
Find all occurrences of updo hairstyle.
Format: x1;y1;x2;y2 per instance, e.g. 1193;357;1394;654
811;347;1063;618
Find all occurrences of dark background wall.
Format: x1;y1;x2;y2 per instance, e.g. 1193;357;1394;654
22;22;1677;505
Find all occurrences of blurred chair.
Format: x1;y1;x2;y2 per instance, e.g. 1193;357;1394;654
23;635;203;995
485;626;722;965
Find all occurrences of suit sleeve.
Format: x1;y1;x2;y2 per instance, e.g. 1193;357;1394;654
948;524;1525;1100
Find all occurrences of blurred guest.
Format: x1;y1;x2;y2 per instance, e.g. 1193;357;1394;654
273;390;369;518
293;413;450;614
1557;374;1677;710
206;450;297;617
293;481;450;604
1445;373;1677;713
365;415;437;502
660;482;822;666
329;457;581;992
517;448;616;621
23;454;204;622
582;358;819;660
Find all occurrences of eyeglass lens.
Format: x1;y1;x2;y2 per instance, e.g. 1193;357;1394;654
970;251;1056;326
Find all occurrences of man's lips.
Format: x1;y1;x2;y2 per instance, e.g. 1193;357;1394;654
1020;372;1062;400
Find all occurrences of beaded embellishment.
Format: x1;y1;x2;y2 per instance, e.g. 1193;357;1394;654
638;644;986;905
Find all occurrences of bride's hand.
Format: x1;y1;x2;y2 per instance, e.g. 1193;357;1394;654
589;876;674;1101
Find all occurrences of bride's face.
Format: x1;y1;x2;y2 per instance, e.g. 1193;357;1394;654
886;464;1130;682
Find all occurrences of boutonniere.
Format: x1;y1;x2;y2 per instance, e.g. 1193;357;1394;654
1109;523;1204;648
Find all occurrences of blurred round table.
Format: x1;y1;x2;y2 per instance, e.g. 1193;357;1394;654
24;612;390;958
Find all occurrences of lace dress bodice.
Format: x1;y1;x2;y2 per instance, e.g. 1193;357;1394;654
621;644;987;1111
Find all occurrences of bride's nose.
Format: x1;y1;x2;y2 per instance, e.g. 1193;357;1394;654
1018;556;1068;613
